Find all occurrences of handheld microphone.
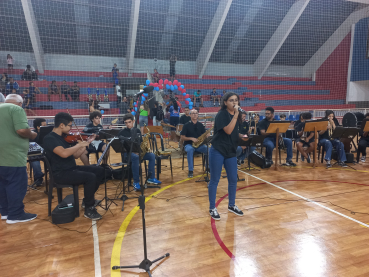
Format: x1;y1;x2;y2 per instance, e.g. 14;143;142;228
134;86;154;97
234;106;247;114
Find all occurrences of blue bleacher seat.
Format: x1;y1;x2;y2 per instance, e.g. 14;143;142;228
289;115;296;121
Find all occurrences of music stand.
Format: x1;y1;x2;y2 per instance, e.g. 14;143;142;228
265;122;290;170
38;125;54;145
331;127;357;170
357;119;369;162
304;119;328;168
195;136;212;183
240;135;265;171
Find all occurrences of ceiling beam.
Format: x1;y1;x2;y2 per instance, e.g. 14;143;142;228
253;0;310;79
125;0;141;76
221;0;264;63
21;0;45;73
196;0;233;78
303;6;369;78
157;0;183;60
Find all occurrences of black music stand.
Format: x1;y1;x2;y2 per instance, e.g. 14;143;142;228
38;126;54;145
195;136;212;183
331;127;357;170
265;121;290;170
95;138;118;211
112;170;169;277
304;119;328;168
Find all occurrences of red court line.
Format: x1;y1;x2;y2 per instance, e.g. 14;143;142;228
211;180;369;260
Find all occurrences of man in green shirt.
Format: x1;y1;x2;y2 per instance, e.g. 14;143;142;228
0;94;38;224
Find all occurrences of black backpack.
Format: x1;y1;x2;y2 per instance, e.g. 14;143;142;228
156;110;164;121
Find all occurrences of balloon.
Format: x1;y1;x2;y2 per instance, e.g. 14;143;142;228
159;85;163;89
180;85;184;89
166;102;169;105
174;85;178;90
182;93;186;96
185;94;189;98
168;81;172;86
186;98;191;102
143;93;148;97
149;83;154;86
141;101;144;105
143;86;147;88
155;87;159;91
166;84;170;90
178;87;183;91
146;80;150;85
177;82;181;87
132;111;136;116
142;96;146;101
189;101;193;106
189;105;193;109
185;101;189;105
134;103;137;107
101;110;104;114
159;79;163;85
134;107;137;111
173;80;178;85
170;85;174;90
154;83;158;87
183;89;186;94
164;79;168;84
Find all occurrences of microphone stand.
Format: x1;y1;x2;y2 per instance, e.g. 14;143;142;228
112;170;170;276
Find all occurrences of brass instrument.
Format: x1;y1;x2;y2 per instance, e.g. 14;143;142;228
192;127;213;148
140;124;151;160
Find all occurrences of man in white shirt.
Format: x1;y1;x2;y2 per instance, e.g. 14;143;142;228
115;84;122;103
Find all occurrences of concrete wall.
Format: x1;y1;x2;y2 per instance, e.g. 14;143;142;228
0;51;304;78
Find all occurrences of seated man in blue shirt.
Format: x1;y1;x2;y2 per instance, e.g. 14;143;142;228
211;88;220;107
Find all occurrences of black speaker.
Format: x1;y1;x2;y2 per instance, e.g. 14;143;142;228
248;150;272;169
51;194;76;225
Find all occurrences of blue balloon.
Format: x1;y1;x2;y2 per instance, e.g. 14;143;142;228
170;85;174;91
155;86;159;91
134;107;137;112
143;85;147;88
186;98;191;102
146;80;150;85
141;101;144;105
143;93;148;97
182;93;186;96
189;105;193;109
189;102;193;106
166;84;170;90
180;85;184;89
166;102;169;105
132;111;136;116
101;110;104;114
174;85;178;90
142;96;146;101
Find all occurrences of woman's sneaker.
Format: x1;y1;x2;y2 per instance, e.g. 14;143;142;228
228;205;244;216
209;208;220;220
6;213;37;224
84;207;102;220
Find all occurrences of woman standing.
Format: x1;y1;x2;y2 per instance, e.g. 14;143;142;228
208;92;244;220
7;54;13;70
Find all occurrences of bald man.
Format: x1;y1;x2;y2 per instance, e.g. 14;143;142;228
0;94;38;224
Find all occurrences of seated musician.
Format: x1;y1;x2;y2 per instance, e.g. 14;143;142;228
43;112;105;220
179;107;191;125
295;113;315;163
319;110;347;168
29;118;47;187
82;110;109;165
118;114;161;191
358;113;369;162
236;113;255;166
181;109;209;178
259;107;296;166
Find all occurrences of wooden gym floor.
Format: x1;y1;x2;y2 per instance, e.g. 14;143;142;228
2;144;369;277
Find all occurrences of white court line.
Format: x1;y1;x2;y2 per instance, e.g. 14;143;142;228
92;221;102;277
238;169;369;228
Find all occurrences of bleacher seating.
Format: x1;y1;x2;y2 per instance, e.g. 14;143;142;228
2;69;355;116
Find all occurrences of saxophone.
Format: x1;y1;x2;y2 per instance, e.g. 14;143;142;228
140;125;151;160
192;127;213;148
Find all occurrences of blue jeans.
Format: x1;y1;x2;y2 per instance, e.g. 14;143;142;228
184;144;208;171
236;146;256;161
319;139;346;162
30;161;43;180
263;137;293;161
124;152;156;183
208;147;238;210
0;166;28;219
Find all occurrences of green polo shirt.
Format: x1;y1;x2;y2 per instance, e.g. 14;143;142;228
0;103;30;167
